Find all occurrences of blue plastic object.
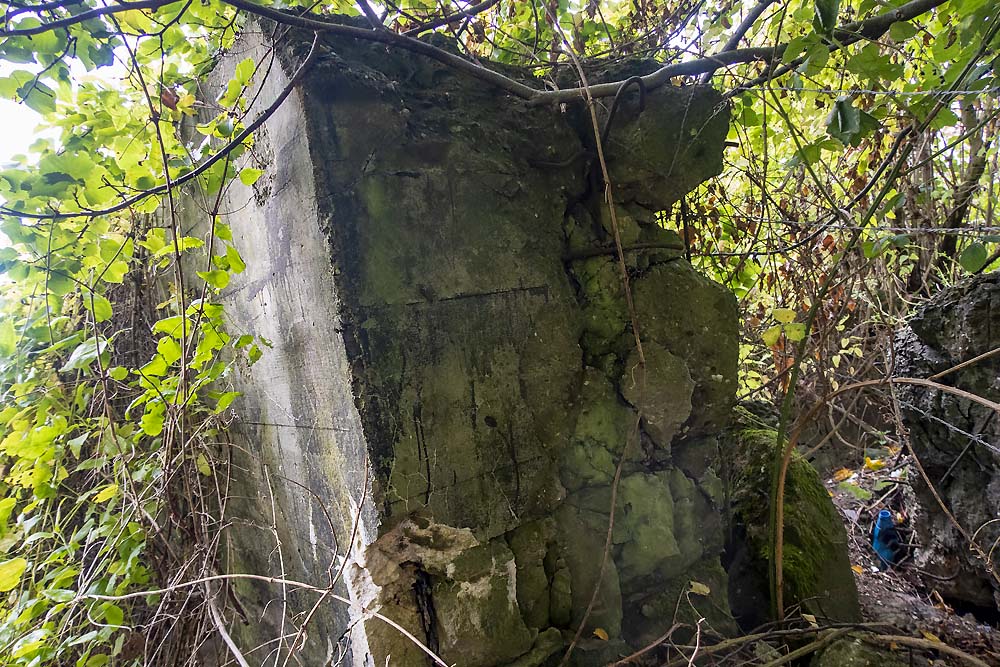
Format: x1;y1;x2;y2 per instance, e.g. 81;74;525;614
872;509;903;568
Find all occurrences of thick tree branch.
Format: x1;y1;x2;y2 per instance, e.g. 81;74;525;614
401;0;502;37
0;0;953;221
699;0;780;83
732;0;949;93
2;0;951;106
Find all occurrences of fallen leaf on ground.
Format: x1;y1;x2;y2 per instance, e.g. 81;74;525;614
833;467;853;482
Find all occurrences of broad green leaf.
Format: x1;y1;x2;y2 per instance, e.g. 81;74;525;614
773;308;797;324
101;260;129;284
84;292;113;323
102;603;124;626
214;391;240;413
813;0;840;35
0;318;16;357
225;245;246;274
889;21;919;42
140;406;165;437
785;323;808;342
762;325;782;347
826;96;861;145
0;557;27;592
234;58;256;85
196;453;212;476
197;269;230;289
959;243;988;273
60;338;108;373
238;167;263;186
0;498;16;536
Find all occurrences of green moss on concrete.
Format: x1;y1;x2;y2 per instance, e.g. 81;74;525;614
506;519;555;629
613;473;681;581
725;413;860;622
560;369;634;491
632;262;738;438
433;538;537;666
620;343;694;450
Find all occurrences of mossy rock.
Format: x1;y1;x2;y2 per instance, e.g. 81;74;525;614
725;408;860;627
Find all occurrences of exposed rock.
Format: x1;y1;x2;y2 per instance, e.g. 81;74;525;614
724;408;861;629
894;272;1000;612
197;18;737;666
810;638;906;667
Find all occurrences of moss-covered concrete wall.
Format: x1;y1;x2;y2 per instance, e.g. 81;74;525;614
201;22;736;666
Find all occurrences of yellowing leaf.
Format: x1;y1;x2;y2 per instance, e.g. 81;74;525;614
238;168;264;186
592;627;609;641
93;484;118;503
196;453;212;477
0;557;27;592
864;456;885;471
851;564;863;575
802;613;818;628
688;580;711;596
784;322;808;342
762;325;782;347
773;307;797;323
832;467;853;482
920;630;941;643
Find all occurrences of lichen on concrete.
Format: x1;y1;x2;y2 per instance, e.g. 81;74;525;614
203;18;748;666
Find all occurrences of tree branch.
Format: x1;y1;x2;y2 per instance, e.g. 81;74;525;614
699;0;780;83
401;0;502;37
0;0;954;221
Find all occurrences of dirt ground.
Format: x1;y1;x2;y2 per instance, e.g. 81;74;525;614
826;450;1000;665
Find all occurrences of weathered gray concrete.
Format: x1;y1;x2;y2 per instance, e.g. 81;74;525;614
895;273;1000;613
192;20;747;667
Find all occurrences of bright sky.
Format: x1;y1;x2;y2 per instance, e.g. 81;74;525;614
0;99;46;165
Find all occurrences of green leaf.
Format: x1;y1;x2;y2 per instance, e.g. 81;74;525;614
197;269;230;289
17;80;57;114
195;453;212;476
238;167;263;186
0;318;16;357
102;603;124;626
813;0;840;35
762;325;783;347
214;391;240;413
826;96;861;145
889;21;919;42
93;484;118;503
0;498;16;536
785;323;808;342
234;58;256;85
773;308;797;324
152;315;191;336
60;338;109;373
225;245;246;274
0;557;27;592
140;405;165;437
101;260;129;284
959;243;988;273
84;292;113;323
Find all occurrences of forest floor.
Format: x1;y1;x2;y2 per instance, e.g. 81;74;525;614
826;450;1000;665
